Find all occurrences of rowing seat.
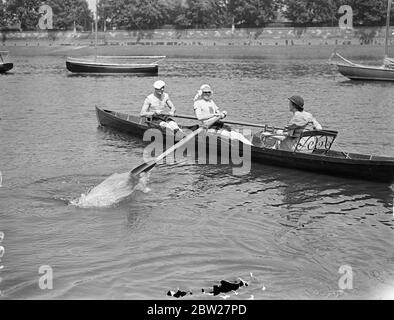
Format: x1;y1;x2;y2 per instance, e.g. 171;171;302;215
252;127;338;153
294;130;338;153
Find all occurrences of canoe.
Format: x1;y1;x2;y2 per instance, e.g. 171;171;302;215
66;57;159;74
95;106;394;183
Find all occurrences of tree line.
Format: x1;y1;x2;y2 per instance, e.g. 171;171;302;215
0;0;391;31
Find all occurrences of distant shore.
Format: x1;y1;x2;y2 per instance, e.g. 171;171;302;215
0;43;389;60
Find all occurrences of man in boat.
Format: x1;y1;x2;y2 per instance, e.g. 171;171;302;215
140;80;182;132
193;84;253;145
271;95;322;151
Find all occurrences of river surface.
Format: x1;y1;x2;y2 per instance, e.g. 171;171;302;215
0;53;393;300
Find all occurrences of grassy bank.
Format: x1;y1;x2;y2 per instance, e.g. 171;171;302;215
0;43;389;60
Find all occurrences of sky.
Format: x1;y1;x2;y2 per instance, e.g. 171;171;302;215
86;0;96;13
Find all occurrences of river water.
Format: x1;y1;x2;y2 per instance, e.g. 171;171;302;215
0;53;393;300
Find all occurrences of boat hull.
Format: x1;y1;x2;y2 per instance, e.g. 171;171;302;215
95;107;394;183
337;63;394;81
66;60;158;74
0;62;13;73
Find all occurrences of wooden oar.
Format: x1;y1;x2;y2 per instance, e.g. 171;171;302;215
129;116;221;177
172;113;284;131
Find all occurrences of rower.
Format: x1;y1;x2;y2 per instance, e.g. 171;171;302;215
140;80;182;132
193;84;253;145
268;95;322;151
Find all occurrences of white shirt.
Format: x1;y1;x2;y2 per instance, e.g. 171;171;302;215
288;111;322;130
193;99;220;121
141;93;171;116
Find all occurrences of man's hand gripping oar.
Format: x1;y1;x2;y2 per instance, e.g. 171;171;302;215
129;116;221;178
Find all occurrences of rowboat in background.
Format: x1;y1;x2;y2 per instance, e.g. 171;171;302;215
329;0;394;81
65;0;165;75
0;51;13;73
95;106;394;183
66;56;164;74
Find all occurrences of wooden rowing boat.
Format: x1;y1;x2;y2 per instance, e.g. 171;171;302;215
65;0;164;75
0;51;13;73
66;56;160;74
95;106;394;183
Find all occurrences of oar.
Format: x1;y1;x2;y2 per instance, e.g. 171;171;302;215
171;113;285;130
130;116;220;177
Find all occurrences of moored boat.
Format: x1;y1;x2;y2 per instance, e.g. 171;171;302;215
66;56;160;74
0;51;13;73
330;52;394;81
329;0;394;81
65;0;164;75
95;106;394;183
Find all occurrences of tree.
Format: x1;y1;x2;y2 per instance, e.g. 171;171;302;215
282;0;389;26
224;0;279;28
5;0;42;30
97;0;168;30
46;0;93;31
0;2;6;28
337;0;387;26
170;0;227;29
281;0;337;25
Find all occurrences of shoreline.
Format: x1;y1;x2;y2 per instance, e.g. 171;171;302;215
0;44;389;60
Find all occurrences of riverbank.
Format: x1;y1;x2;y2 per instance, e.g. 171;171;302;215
0;43;389;60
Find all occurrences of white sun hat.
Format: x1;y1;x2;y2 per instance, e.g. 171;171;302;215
153;80;166;89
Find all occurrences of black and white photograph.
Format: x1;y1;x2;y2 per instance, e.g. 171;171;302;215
0;0;393;306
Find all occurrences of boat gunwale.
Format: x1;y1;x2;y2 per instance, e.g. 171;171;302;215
66;58;159;68
96;107;394;165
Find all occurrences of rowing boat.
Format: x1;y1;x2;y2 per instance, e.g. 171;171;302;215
95;106;394;183
0;51;13;73
65;0;164;75
66;56;161;74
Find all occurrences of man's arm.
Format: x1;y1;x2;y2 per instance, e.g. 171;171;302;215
166;96;176;116
312;118;322;130
140;97;155;117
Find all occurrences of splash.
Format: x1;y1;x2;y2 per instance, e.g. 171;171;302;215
70;171;150;208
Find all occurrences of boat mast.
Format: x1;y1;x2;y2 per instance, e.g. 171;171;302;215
385;0;392;57
95;0;98;61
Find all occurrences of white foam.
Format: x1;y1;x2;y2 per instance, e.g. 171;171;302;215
70;172;150;208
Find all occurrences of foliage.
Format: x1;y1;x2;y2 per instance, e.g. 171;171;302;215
282;0;390;26
0;0;393;31
4;0;41;30
46;0;93;31
224;0;280;27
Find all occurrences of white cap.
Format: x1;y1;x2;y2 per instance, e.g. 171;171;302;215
153;80;166;89
200;84;212;92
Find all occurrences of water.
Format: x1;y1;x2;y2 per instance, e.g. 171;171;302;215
0;53;393;300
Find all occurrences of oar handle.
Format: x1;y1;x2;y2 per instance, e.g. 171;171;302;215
130;116;221;176
172;113;285;131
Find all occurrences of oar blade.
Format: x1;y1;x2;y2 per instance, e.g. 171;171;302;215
130;160;156;177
